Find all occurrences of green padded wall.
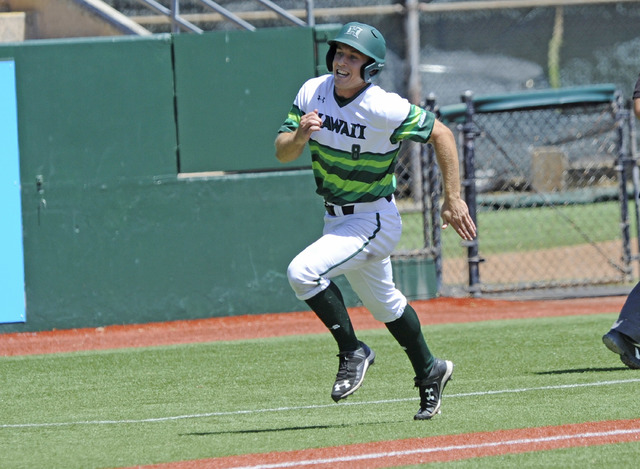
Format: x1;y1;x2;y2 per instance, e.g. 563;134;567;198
0;35;176;332
173;27;316;173
7;35;177;182
14;170;325;332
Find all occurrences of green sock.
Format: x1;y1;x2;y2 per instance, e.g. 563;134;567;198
305;281;359;352
385;303;434;380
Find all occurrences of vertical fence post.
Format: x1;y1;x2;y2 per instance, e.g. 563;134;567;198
424;93;442;293
629;98;640;275
615;91;633;281
461;91;482;297
171;0;180;33
305;0;315;26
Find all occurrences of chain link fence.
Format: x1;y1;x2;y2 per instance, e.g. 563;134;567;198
433;88;638;297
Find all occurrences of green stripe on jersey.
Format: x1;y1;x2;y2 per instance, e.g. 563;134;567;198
390;104;435;144
311;143;396;173
279;104;303;133
313;168;396;204
310;141;397;204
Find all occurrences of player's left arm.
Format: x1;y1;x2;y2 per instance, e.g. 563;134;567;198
275;109;323;163
428;119;477;241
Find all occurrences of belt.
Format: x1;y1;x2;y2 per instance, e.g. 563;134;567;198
325;194;392;216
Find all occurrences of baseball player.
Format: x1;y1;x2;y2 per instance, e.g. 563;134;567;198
602;73;640;369
275;22;476;420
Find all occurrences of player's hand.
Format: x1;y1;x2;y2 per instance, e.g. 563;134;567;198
275;109;323;163
441;198;476;241
295;109;323;143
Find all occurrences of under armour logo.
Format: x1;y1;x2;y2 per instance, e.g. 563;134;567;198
345;25;363;38
334;380;351;391
424;386;435;400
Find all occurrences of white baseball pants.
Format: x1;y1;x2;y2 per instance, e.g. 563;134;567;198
287;196;407;323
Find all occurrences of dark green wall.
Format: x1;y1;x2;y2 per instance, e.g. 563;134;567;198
173;28;315;173
0;27;436;333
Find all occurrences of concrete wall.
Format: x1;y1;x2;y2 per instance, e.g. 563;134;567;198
1;0;148;39
0;11;25;41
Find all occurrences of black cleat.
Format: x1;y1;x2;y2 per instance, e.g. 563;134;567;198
331;341;375;402
414;358;454;420
603;330;640;369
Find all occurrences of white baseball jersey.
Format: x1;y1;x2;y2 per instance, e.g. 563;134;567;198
280;74;436;205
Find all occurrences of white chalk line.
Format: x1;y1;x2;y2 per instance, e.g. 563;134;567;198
228;427;640;469
1;378;639;429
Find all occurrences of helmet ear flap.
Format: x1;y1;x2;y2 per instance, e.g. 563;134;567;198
361;59;375;82
326;44;336;72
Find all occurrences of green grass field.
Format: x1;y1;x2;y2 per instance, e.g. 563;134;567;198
1;312;639;468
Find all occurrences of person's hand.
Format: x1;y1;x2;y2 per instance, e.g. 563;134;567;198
295;109;323;143
441;198;477;241
275;109;323;163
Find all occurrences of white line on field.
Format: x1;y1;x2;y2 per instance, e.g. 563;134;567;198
228;427;640;469
1;378;639;429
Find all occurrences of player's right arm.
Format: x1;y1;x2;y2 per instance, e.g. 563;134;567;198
275;109;323;163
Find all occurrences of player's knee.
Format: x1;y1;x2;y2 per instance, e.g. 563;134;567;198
286;257;329;300
286;258;303;286
287;258;313;291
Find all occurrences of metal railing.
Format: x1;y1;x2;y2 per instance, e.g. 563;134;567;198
135;0;315;33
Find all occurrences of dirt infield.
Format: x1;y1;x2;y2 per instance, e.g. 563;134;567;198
0;296;626;356
138;419;640;468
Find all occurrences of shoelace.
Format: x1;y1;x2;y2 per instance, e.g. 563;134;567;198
335;352;357;379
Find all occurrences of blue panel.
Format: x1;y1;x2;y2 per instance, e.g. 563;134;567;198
0;59;26;323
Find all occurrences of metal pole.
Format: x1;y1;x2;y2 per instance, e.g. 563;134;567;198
405;0;421;105
461;90;482;297
257;0;307;26
424;93;443;293
615;92;633;281
629;99;640;276
198;0;256;31
171;0;180;34
137;0;203;33
306;0;315;27
405;0;423;203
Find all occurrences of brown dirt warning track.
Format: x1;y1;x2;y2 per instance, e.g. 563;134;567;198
0;296;627;356
1;295;636;468
138;419;640;468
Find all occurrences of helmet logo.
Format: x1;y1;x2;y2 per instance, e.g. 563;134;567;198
345;25;364;39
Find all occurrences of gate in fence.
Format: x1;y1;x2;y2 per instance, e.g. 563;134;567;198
397;84;640;297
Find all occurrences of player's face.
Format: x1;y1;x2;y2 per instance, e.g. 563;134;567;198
332;43;369;99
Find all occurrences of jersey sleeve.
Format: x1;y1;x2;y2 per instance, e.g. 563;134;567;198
278;104;303;133
389;104;436;144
